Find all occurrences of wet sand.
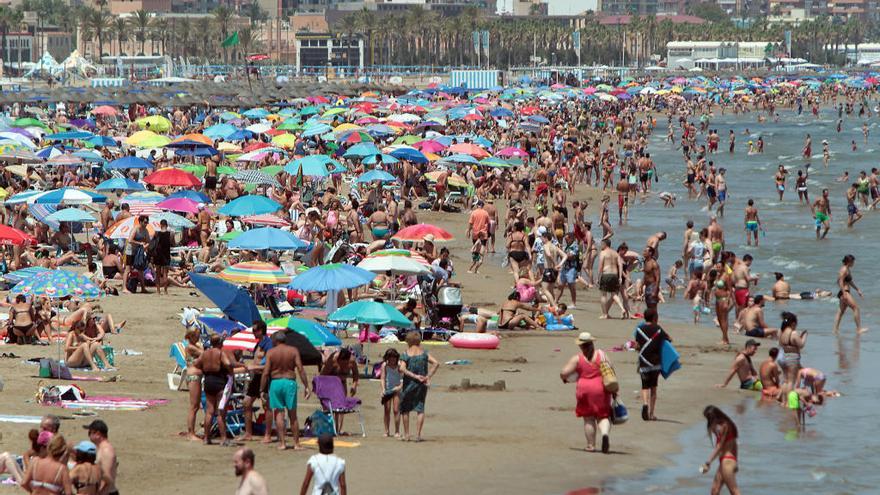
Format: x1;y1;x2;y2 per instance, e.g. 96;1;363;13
0;192;750;494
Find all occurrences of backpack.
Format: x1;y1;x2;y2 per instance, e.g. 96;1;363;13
304;410;335;438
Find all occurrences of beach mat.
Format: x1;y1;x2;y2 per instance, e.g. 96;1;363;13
60;396;168;411
0;414;43;424
301;438;360;448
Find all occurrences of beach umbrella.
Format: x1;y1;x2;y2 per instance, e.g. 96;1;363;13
96;177;144;192
223;327;322;365
230;170;281;187
412;140;446;153
85;136;118;147
190;272;262;325
12;269;101;299
156;197;200;214
343;142;381;158
144;168;201;187
36;146;63;160
172;133;213;146
480;157;514;168
496;146;529;158
442;153;479;165
241;214;290;227
3;266;50;284
447;143;489;158
357;255;430;275
362;154;399;165
0;149;41;162
5;190;43;204
388;147;428;163
284;155;344;177
289;263;376;292
72;150;106;163
28;188;106;205
122;191;165;204
91;105;118;117
45;130;93;141
329;300;412;328
356;168;397;183
104;216;158;239
266;317;342;347
219;230;243;242
46;154;84;167
218;195;281;217
197;316;248;338
11;117;47;129
424;170;468;188
260;165;283;177
302;123;332;138
0;224;36;246
270;133;298;149
203;123;238;140
44;208;96;224
368;249;430;266
393;223;453;242
228;227;307;250
219;261;291;285
135;115;171;132
168;190;210;203
0;131;36;148
126;130;171;148
150;211;194;229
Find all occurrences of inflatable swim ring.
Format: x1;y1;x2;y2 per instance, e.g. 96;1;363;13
449;333;500;350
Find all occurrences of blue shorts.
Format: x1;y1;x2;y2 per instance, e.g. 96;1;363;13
718;190;727;202
746;221;758;232
560;267;578;285
268;378;298;410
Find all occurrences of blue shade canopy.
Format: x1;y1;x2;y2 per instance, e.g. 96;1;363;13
227;227;307;250
96;177;145;192
329;300;413;328
190;272;262;325
288;263;376;292
107;156;153;169
218;195;281;217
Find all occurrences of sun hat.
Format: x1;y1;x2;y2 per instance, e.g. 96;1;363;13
576;332;596;344
423;234;435;242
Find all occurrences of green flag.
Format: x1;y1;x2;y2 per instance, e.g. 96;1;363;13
222;32;240;48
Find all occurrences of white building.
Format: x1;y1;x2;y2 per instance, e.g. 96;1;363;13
546;0;599;15
666;41;779;69
825;43;880;64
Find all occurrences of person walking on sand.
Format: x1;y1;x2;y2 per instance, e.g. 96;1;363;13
633;309;671;421
560;332;614;453
597;239;625;319
833;255;867;334
234;448;268;495
700;406;741;495
399;331;439;442
260;331;311;450
299;435;346;495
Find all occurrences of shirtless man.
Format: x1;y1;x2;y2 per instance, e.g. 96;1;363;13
743;199;761;246
812;188;831;240
739;295;778;339
84;420;118;495
100;200;115;233
845;183;863;228
260;331;311;450
732;254;755;316
198;204;213;247
484;199;498;252
771;272;790;300
597;239;624;319
715;339;761;390
205;158;218;202
642;246;660;312
759;348;782;399
714;168;728;217
615;176;629;224
645;231;666;259
707;216;724;263
234;448;268;495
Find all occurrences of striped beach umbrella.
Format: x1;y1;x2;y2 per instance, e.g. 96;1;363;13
219;261;291;285
392;223;453;242
104;216;158;240
241;214;290;227
230;170;281;187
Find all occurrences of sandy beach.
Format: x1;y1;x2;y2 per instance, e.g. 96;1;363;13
0;195;751;494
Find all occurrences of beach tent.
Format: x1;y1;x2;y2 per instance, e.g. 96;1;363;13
60;50;97;77
23;52;61;78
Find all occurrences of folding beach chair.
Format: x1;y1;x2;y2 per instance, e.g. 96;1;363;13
312;375;365;437
167;341;189;391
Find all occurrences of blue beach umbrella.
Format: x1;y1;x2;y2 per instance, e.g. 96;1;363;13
227;227;307;250
357;169;397;183
388;147;428;163
342;142;380;158
289;263;376;292
12;269;101;299
28;188;106;205
190;273;262;325
96;177;144;192
362;153;399;165
72;150;106;163
85;136;118;147
107;156;153;169
284;155;344;177
218;195;282;217
44;208;96;223
168;190;210;203
45;130;93;141
329;300;412;328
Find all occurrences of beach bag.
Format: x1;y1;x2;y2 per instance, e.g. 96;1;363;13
132;245;148;270
597;351;619;394
304;410;335;438
611;398;629;425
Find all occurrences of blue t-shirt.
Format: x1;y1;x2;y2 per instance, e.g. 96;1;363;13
256;335;274;366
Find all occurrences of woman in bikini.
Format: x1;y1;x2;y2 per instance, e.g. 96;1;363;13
833;254;866;334
496;292;541;330
69;442;103;495
778;311;806;397
64;322;108;372
713;279;733;345
21;434;72;495
183;328;204;441
193;334;234;446
506;221;530;283
701;405;741;495
8;294;35;344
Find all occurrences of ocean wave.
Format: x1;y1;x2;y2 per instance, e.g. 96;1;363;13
767;255;814;271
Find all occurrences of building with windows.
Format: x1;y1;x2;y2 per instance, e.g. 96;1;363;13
2;33;33;66
599;0;659;15
666;40;783;69
295;32;364;74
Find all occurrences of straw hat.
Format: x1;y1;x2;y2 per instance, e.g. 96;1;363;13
576;332;596;344
423;234;435;243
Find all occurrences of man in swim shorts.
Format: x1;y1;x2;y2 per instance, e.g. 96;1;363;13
812;188;831;239
739;295;779;339
731;253;754;315
743;199;762;246
261;331;311;450
597;238;624;319
716;339;762;390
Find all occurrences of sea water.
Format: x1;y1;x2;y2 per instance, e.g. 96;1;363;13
603;108;880;493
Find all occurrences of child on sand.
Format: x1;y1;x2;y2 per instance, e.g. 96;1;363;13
468;232;486;274
379;348;403;438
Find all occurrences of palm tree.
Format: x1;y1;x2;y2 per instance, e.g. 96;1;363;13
130;10;150;56
243;2;265;27
113;16;127;56
0;6;20;64
148;17;167;56
84;8;111;58
213;6;233;63
238;26;259;58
